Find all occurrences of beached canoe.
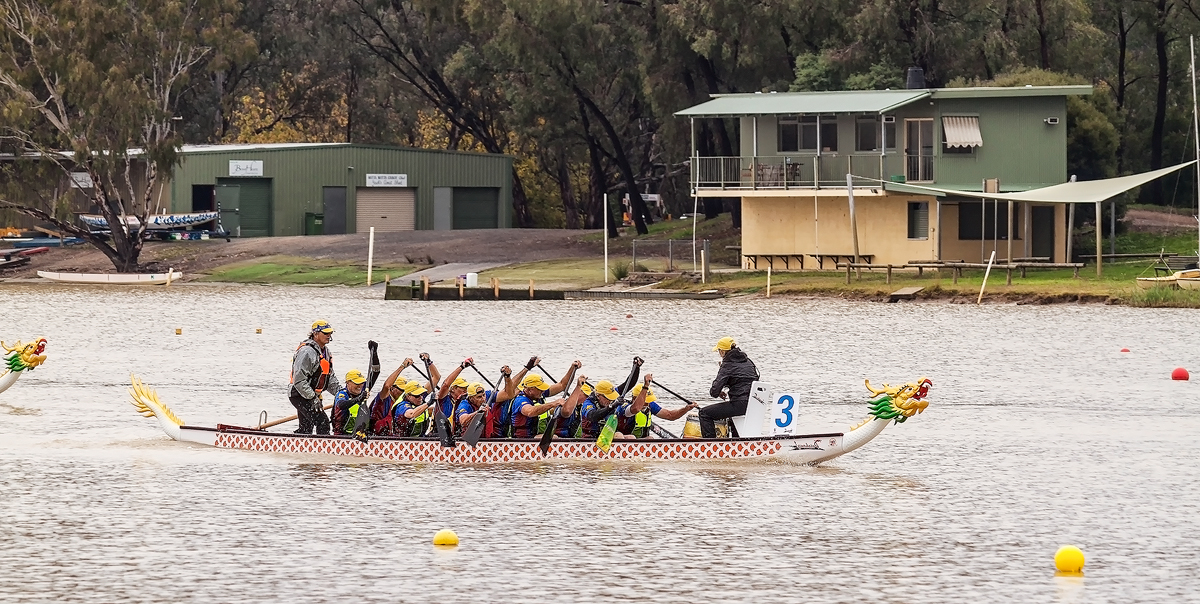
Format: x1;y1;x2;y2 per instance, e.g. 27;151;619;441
78;212;218;230
1;338;47;396
37;270;182;285
1136;269;1200;289
128;375;932;464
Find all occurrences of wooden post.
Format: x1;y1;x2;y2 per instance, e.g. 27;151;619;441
493;278;500;300
366;226;375;287
458;277;464;300
422;276;429;300
886;264;892;285
845;262;851;284
978;250;997;304
1006;266;1012;286
766;265;772;298
953;267;959;285
529;279;534;299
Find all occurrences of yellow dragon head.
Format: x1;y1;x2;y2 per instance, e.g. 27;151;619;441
863;377;932;423
3;338;48;373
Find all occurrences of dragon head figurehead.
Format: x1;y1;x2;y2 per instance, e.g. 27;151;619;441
862;377;932;424
3;338;48;373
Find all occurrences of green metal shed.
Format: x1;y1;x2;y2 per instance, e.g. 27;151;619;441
168;143;514;237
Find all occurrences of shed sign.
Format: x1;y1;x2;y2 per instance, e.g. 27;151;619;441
229;160;264;177
366;173;408;187
69;172;94;189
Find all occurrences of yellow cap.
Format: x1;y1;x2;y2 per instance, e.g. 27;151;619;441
390;376;409;390
466;382;486;396
345;369;366;384
712;336;736;351
579;383;594;396
311;320;334;334
521;374;550;391
629;383;656;403
451;377;469;389
404;382;428;397
593;380;618;401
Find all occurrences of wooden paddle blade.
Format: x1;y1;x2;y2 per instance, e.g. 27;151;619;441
462;412;487;447
537;408;561;456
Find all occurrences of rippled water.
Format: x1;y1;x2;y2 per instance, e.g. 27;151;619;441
1;284;1197;603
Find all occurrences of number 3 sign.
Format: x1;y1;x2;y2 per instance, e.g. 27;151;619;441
771;393;799;434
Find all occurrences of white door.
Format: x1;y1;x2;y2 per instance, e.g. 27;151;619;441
356;187;416;232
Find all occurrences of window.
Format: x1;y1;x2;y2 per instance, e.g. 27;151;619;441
942;115;982;154
958;201;1020;240
856;116;897;152
907;202;929;239
943;143;973;154
779;118;799;152
905;118;934;181
800;116;818;150
819;118;838;152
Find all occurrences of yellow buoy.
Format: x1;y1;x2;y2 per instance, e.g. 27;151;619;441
1054;545;1085;573
175;328;182;335
255;328;262;334
433;529;459;546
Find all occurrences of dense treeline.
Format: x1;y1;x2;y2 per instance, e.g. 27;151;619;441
8;0;1200;235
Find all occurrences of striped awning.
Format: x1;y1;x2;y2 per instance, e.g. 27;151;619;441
942;115;983;148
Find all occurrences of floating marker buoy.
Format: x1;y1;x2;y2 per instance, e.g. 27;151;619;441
1054;545;1085;573
1172;367;1190;381
256;328;262;334
609;327;618;331
1120;348;1129;353
433;529;459;546
175;328;182;335
625;314;633;318
434;329;442;333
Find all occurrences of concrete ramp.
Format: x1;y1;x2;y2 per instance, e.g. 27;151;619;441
376;262;505;288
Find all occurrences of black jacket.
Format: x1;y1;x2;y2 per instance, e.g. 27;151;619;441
710;348;759;406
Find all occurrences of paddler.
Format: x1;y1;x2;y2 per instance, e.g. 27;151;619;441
546;374;590;438
331;369;370;437
699;336;760;438
506;358;581;438
577;358;642;439
390;381;435;437
620;374;698;438
367;359;414;435
435;357;475;431
455;367;516;437
288;320;341;435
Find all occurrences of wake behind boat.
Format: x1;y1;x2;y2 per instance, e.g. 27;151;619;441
128;375;932;464
37;270;182;285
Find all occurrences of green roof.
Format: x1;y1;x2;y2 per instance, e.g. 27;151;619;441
674;85;1093;117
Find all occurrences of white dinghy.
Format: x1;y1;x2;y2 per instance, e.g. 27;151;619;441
37;270;182;285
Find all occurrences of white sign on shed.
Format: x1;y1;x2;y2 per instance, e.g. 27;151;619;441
229;160;264;177
69;172;94;189
366;174;408;187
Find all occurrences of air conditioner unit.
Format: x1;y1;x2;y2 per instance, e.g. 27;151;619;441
1044;117;1060;125
882;115;896;123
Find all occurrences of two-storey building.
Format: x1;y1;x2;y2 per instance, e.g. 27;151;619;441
676;81;1092;268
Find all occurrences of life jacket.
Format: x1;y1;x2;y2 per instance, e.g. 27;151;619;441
577;395;612;438
291;341;331;393
368;392;393;435
631;408;653;438
453;399;481;437
508;394;541;438
485;394;504;438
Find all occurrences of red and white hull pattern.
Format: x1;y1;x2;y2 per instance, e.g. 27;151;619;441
175;426;850;464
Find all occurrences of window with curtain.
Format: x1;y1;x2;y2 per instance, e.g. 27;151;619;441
907;202;929;239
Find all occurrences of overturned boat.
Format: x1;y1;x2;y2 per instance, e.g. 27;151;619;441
128;376;931;464
78;211;218;230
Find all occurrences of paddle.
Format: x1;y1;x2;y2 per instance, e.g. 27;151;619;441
467;363;508;441
420;356;455;448
596;358;642;452
348;341;380;442
650;380;697;407
255;403;332;430
535;364;564;456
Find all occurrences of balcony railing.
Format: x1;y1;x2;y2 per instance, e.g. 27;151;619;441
693;154;896;190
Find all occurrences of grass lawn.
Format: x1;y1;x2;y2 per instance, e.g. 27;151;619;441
200;255;416;286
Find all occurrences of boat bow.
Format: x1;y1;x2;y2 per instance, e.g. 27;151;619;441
0;338;47;395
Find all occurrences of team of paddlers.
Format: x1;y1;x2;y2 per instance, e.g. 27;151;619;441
289;320;760;441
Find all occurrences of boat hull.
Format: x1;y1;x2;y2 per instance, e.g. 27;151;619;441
79;212;218;230
179;426;850;464
37;270;182;285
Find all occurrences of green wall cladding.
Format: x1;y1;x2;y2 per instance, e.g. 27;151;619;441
168;144;514;236
933;96;1067;190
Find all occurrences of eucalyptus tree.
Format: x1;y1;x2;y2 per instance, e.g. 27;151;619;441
0;0;250;272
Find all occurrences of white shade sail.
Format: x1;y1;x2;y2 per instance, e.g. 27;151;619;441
942;116;983;148
884;161;1198;204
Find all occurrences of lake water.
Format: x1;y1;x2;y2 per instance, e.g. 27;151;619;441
0;284;1197;603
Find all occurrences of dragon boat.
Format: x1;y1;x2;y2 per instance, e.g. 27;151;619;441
128;376;931;464
1;339;47;395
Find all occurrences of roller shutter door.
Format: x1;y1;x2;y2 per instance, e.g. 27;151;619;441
356;187;416;232
452;187;499;229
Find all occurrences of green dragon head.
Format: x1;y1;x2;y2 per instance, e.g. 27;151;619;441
864;377;932;423
3;338;47;373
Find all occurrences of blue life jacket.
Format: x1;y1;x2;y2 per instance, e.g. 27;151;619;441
508;394;541;438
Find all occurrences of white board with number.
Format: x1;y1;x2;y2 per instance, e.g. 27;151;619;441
770;392;801;435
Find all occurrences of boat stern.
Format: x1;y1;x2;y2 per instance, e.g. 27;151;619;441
129;375;185;440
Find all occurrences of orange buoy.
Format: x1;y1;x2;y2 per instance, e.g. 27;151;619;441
434;329;442;333
609;327;618;331
625;314;633;318
1120;348;1130;353
1172;367;1189;381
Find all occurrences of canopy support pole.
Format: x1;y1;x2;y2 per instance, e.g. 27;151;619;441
1191;36;1200;254
1067;203;1075;261
847;174;860;268
1007;199;1014;263
1095;201;1103;277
